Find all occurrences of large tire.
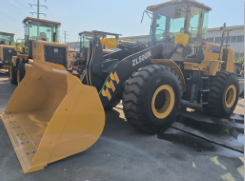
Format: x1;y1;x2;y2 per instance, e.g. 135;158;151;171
123;64;182;134
202;71;239;117
17;62;26;84
9;63;17;85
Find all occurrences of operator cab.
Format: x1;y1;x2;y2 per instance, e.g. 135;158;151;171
147;0;211;62
20;17;61;55
78;30;121;60
71;30;121;78
0;32;14;45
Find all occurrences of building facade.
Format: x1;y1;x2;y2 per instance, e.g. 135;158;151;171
206;25;244;59
67;25;244;59
120;25;244;59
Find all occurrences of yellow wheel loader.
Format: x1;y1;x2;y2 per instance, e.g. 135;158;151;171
0;32;17;71
1;0;244;174
9;17;69;84
70;30;121;78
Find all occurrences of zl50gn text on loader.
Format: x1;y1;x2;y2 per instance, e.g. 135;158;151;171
1;0;243;174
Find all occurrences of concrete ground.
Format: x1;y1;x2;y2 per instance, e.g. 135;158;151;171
0;70;244;181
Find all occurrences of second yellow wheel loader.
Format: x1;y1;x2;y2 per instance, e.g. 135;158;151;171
0;32;17;71
9;17;69;85
70;30;121;78
1;0;244;174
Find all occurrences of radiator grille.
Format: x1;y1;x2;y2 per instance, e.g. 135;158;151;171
3;48;17;61
44;46;67;68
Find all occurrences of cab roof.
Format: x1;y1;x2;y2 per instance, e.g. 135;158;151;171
0;31;15;35
23;17;61;25
147;0;212;12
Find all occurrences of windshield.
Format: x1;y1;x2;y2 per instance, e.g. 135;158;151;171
80;34;93;51
80;34;105;49
79;33;105;55
24;21;60;45
0;34;14;45
28;24;58;42
149;3;187;43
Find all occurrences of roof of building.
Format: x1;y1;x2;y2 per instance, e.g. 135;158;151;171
78;30;121;37
23;17;61;25
208;25;244;31
147;0;212;12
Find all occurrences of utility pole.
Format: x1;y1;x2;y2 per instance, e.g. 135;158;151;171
29;0;47;19
37;0;39;19
62;31;69;43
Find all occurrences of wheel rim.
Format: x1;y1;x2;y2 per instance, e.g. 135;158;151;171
17;70;20;84
151;85;175;119
225;85;237;108
9;65;12;80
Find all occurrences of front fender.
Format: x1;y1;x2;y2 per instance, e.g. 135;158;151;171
151;59;186;92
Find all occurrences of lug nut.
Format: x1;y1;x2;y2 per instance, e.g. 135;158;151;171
26;152;29;155
21;133;24;135
16;134;19;136
26;141;29;143
20;142;24;144
31;150;35;153
9;121;12;123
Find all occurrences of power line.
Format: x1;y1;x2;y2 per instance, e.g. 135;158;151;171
3;0;28;17
0;4;26;18
46;0;54;18
14;0;31;12
0;11;19;22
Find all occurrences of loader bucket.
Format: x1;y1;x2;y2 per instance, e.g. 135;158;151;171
0;61;105;174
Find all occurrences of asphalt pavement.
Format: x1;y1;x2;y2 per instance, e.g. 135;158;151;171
0;70;244;181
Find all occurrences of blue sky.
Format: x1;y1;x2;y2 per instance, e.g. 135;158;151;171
0;0;244;42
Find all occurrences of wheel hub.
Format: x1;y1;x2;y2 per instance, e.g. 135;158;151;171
155;92;166;109
225;85;237;108
151;85;175;119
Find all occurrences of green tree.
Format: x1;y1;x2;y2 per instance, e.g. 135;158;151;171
236;52;244;64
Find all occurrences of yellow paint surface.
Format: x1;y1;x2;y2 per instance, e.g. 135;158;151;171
210;156;227;170
239;157;244;163
192;162;196;168
221;173;236;181
237;165;244;178
233;99;244;116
